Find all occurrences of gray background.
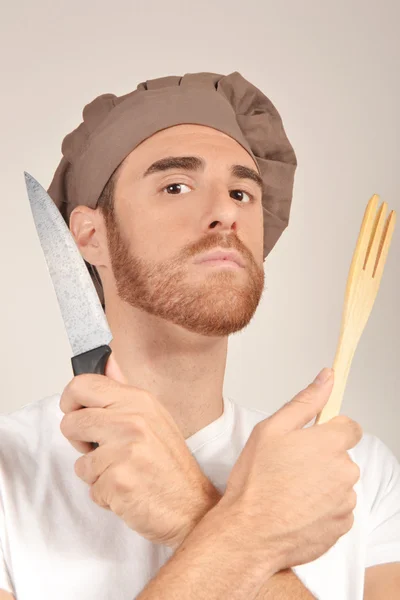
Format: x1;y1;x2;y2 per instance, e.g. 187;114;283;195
0;0;398;458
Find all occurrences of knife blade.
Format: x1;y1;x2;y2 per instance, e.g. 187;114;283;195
24;171;113;450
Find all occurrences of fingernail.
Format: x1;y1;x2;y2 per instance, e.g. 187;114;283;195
314;368;333;385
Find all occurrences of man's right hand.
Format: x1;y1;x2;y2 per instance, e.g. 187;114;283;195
218;367;363;573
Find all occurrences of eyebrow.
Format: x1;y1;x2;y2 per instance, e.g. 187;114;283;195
142;155;263;192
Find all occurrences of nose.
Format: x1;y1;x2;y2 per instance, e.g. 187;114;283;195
206;188;241;234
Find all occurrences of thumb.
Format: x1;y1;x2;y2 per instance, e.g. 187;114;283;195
104;351;128;385
266;368;334;434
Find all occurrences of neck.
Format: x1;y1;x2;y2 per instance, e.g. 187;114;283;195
106;301;227;440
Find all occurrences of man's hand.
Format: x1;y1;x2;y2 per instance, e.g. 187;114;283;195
217;367;364;574
59;353;220;550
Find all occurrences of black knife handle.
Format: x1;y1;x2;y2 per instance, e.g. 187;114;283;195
71;344;112;450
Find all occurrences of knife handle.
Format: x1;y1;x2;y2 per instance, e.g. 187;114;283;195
71;344;112;450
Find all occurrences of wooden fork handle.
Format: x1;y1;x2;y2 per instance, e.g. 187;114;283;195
314;334;357;425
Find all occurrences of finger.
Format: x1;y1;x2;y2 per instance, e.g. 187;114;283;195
74;441;122;485
267;369;334;434
89;469;113;509
60;407;144;451
60;407;117;449
89;454;142;512
317;415;364;450
59;372;129;415
64;438;96;455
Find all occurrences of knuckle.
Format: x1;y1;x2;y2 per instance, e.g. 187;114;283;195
337;414;363;436
353;421;364;441
254;418;268;432
110;464;130;492
346;416;363;436
340;489;358;514
343;512;355;533
60;409;101;438
66;374;91;396
346;512;354;531
349;461;361;483
60;412;75;436
253;418;273;439
133;414;147;432
128;414;148;436
348;490;358;511
128;444;148;469
349;421;364;447
90;483;106;508
332;415;352;427
80;409;102;434
74;456;87;478
340;456;360;485
298;387;315;403
331;416;363;447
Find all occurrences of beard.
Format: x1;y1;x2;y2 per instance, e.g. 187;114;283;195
103;211;265;337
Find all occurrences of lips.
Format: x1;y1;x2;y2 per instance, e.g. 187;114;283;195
194;249;245;268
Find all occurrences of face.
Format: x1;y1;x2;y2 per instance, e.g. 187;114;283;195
98;124;265;337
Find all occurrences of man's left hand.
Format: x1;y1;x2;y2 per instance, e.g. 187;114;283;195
59;353;220;550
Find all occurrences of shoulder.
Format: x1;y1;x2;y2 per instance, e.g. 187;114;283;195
0;394;65;473
349;432;400;512
0;394;62;435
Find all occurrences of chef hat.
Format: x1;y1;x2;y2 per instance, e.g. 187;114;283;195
48;71;297;307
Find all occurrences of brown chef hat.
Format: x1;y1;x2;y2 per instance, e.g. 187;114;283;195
48;71;297;307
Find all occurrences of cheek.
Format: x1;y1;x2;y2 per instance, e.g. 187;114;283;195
123;211;189;264
243;205;264;245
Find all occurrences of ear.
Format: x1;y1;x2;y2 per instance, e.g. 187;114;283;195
69;207;107;267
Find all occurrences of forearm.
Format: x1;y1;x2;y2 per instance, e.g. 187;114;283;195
137;501;276;600
174;485;316;600
207;488;316;600
254;568;316;599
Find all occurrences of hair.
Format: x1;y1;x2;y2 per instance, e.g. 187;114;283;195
83;164;122;310
97;167;118;218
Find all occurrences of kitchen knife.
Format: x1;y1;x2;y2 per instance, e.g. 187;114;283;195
24;171;113;450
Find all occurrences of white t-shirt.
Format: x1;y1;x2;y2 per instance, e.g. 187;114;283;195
0;393;399;600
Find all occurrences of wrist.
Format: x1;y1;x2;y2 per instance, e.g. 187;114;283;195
193;498;278;582
144;497;278;600
210;494;283;576
169;478;223;551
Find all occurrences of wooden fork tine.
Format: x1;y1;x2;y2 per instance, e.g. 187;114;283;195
315;194;396;425
364;202;388;274
351;194;380;275
342;194;380;323
373;210;397;284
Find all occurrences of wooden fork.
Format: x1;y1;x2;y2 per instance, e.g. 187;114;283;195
315;194;397;425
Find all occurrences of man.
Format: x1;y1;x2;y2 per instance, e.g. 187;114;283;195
0;71;399;599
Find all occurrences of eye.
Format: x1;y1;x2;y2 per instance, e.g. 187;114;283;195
161;184;255;202
230;189;253;203
162;183;191;195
